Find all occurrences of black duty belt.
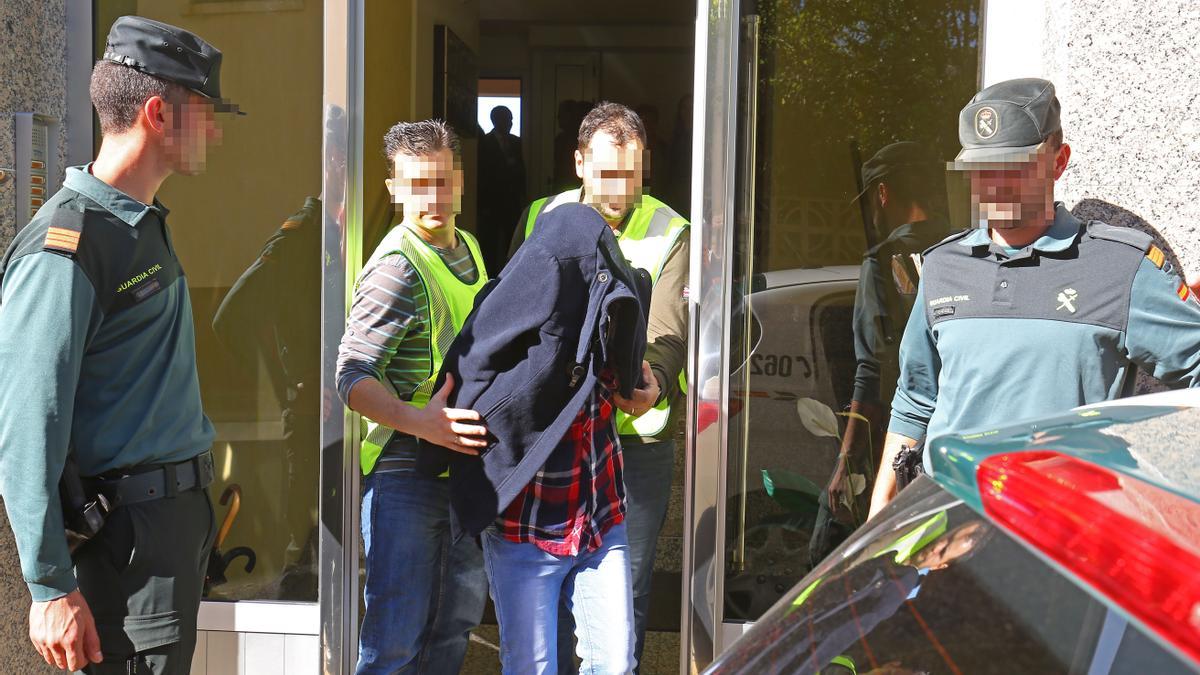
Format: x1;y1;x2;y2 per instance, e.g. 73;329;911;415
87;450;215;507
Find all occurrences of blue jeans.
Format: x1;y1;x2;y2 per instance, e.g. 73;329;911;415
356;471;488;675
558;439;675;674
482;522;635;675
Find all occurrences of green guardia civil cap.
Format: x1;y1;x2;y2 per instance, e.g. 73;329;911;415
851;141;941;203
103;15;244;115
949;78;1059;169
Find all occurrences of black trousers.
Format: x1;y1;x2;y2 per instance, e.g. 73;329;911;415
79;641;189;675
74;488;216;675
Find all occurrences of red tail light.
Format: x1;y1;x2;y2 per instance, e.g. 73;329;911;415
978;451;1200;664
697;401;721;433
695;399;743;433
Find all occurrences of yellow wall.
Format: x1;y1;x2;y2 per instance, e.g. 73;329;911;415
362;0;481;253
94;1;325;289
362;0;414;250
93;1;324;598
98;0;484;285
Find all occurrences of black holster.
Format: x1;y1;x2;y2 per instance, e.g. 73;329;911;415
60;454;112;558
892;443;926;491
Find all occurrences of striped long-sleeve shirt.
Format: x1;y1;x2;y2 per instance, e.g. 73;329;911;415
335;233;479;471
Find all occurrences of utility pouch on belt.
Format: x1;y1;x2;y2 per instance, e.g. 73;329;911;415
60;454;112;558
892;443;925;491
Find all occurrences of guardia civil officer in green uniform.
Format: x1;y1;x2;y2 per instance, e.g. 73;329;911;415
817;141;955;566
0;16;240;673
868;78;1200;518
213;197;322;600
508;101;689;673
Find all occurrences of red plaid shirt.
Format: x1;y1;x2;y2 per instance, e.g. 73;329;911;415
495;380;625;556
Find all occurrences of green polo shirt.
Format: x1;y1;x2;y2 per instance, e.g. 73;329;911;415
0;165;214;601
890;204;1200;461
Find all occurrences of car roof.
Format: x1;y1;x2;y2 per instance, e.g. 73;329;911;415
929;388;1200;515
756;265;859;289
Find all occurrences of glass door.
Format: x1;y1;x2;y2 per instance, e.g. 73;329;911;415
91;0;330;606
684;0;983;669
88;2;358;671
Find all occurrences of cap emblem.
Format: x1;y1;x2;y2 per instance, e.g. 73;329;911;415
975;106;999;140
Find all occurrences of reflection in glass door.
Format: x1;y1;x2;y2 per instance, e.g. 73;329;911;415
721;0;982;627
92;0;326;605
678;0;985;666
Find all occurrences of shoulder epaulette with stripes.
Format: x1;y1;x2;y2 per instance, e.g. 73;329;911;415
42;206;86;256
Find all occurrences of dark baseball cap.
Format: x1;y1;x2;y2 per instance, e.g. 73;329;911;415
950;78;1060;169
851;141;940;203
102;16;244;115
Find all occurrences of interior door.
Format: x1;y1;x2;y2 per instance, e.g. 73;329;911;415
532;50;601;194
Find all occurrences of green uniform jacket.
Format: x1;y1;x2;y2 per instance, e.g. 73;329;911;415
0;165;214;601
890;204;1200;461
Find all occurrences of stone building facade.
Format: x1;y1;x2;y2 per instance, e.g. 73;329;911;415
1;2;71;671
0;1;1197;672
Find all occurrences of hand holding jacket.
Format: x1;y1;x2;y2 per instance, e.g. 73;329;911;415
613;360;661;416
418;203;652;538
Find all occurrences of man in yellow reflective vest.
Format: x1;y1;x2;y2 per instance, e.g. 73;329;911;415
336;121;489;674
509;101;690;672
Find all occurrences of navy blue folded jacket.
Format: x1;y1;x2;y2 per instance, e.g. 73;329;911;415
418;203;652;539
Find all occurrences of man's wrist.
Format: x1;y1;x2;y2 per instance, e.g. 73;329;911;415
28;571;78;603
649;366;670;405
392;398;427;438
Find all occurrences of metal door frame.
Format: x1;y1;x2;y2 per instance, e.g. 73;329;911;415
680;0;740;671
319;0;363;672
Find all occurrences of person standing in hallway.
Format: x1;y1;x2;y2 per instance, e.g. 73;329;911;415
336;120;490;674
510;101;690;673
0;16;239;674
478;105;527;275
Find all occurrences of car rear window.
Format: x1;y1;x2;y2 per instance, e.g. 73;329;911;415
709;477;1196;674
1101;405;1200;500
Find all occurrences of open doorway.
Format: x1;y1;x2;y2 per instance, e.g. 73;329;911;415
356;1;696;673
469;2;697;673
478;78;523;136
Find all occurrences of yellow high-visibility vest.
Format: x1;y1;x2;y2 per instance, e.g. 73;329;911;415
523;189;689;437
358;225;487;475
